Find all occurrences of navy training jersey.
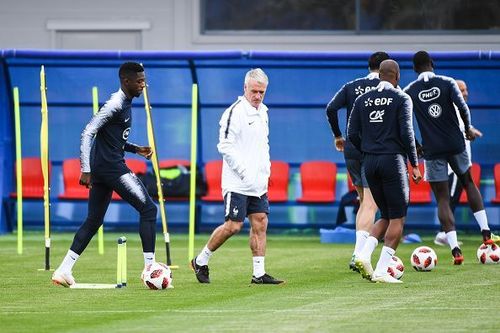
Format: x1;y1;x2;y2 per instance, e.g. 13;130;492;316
80;89;139;178
326;72;380;160
403;71;470;159
347;81;418;167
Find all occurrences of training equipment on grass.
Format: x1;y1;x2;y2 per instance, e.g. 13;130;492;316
39;65;51;271
92;86;105;256
142;78;178;269
141;262;173;290
188;83;198;262
13;87;23;255
411;246;438;271
70;236;127;289
387;255;404;280
477;243;500;264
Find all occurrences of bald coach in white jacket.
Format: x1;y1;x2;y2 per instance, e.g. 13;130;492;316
191;68;285;285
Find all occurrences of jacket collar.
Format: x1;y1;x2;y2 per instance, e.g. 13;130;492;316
239;96;268;115
376;81;395;91
417;71;435;82
366;72;379;80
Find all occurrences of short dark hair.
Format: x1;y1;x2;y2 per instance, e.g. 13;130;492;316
368;51;390;70
119;62;144;80
413;51;433;72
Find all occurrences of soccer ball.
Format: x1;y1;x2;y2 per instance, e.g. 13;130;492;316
411;246;437;271
477;243;500;264
141;262;173;290
387;255;404;279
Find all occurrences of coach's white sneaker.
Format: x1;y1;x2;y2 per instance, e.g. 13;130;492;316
52;270;75;288
354;258;373;281
372;273;403;284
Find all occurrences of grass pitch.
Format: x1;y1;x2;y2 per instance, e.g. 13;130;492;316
0;231;499;333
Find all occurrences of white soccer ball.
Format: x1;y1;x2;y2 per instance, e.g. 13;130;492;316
411;246;437;271
477;243;500;264
141;262;173;290
387;255;404;280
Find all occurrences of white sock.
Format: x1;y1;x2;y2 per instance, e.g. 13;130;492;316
374;246;395;276
353;230;370;258
446;231;459;249
473;210;489;231
196;245;213;266
253;256;265;278
143;252;155;266
59;250;79;273
358;236;378;261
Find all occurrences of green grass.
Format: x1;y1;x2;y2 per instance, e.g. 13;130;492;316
1;231;499;333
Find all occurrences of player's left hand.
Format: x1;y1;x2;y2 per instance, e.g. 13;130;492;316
465;127;483;141
411;166;422;184
137;146;153;160
334;136;345;152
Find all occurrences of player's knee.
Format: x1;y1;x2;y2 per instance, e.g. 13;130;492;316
458;170;472;187
224;221;243;235
140;201;157;221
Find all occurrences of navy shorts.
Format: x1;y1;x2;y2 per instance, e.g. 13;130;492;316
363;154;409;220
224;192;270;222
345;158;368;188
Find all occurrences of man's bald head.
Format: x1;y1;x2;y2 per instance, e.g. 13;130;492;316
379;59;400;87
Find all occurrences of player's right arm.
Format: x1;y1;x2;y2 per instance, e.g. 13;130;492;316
217;104;248;182
346;99;362;152
326;85;347;151
450;79;472;133
80;101;116;175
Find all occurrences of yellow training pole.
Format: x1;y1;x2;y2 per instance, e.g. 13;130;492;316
13;87;23;255
40;65;51;271
143;82;177;269
92;87;104;255
188;84;198;262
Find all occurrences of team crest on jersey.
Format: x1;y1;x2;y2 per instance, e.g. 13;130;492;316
369;110;385;123
122;127;131;140
428;104;442;118
418;87;441;102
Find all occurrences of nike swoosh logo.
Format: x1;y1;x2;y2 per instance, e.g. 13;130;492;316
248;121;255;125
124;117;130;122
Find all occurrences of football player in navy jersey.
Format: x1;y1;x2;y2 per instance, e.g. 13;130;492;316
326;52;390;271
348;59;421;283
404;51;494;265
52;62;158;287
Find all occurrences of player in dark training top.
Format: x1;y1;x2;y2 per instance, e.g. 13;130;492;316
404;51;494;265
52;62;158;287
348;60;422;283
326;52;389;271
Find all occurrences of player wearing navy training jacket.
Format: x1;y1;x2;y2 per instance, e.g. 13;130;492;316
347;60;422;284
404;51;493;265
52;62;158;287
326;51;389;271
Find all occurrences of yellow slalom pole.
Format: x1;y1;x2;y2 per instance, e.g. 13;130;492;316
188;84;198;262
40;65;51;271
13;87;23;255
92;87;104;255
143;82;178;269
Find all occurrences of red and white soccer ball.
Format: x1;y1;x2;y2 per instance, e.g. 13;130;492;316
141;262;173;290
387;255;404;280
411;246;438;271
477;243;500;264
